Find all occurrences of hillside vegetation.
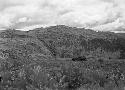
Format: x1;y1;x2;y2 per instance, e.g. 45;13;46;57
0;26;125;90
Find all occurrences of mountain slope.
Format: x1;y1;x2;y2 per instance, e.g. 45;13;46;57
0;26;125;90
26;25;125;59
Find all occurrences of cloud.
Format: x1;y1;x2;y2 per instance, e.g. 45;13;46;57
91;19;125;31
0;0;125;32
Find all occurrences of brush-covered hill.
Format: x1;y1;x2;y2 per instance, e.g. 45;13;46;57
0;26;125;90
27;25;125;59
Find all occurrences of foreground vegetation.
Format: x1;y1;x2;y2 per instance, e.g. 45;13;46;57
1;55;125;90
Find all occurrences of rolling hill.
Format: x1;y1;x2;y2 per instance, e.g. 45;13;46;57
0;25;125;90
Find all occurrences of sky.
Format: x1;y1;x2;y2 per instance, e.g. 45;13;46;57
0;0;125;32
